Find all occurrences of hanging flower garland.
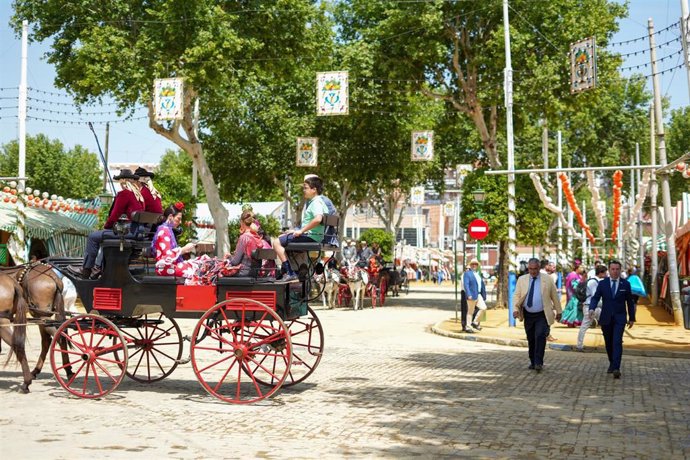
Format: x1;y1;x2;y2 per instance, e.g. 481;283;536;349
610;170;624;244
558;173;596;245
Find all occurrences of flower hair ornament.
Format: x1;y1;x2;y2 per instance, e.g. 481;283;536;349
174;201;185;212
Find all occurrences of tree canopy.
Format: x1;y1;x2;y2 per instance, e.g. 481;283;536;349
0;134;101;199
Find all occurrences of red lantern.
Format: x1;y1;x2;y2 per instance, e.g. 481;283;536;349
3;196;9;203
2;186;9;193
27;194;34;201
10;197;17;204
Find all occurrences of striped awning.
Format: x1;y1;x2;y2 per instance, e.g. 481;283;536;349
0;202;95;240
644;235;668;251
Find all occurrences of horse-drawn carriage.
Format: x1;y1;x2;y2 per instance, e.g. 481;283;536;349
2;211;339;404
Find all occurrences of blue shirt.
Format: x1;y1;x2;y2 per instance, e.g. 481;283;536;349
523;276;543;313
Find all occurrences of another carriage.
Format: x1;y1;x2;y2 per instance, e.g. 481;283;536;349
43;212;339;404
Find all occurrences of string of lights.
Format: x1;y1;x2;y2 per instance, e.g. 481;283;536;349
615;35;681;57
26;96;122;108
607;21;679;47
26;114;149;125
619;48;683;71
26;105;143;117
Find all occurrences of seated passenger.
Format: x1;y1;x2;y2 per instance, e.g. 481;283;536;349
74;169;145;278
226;211;264;277
135;166;163;214
272;175;328;281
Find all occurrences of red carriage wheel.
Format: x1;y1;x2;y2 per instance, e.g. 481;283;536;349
114;313;183;383
190;298;292;404
252;306;324;387
379;278;387;306
49;314;128;399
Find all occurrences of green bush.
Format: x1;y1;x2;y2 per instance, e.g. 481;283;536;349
227;214;281;249
359;228;395;261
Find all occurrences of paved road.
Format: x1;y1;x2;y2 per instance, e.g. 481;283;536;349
1;286;688;459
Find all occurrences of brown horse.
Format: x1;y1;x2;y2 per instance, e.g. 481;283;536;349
15;263;68;379
0;273;32;393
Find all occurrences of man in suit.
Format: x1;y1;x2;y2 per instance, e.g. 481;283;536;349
512;258;562;372
462;258;486;333
589;260;636;379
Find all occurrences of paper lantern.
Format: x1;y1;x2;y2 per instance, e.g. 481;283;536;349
33;189;40;197
675;162;686;172
10;197;17;204
2;186;9;193
3;196;9;203
50;194;57;200
42;192;49;199
9;181;16;188
25;187;32;194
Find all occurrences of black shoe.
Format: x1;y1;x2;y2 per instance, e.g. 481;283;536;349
528;364;535;370
535;364;543;373
613;370;621;379
67;265;91;279
471;323;482;331
607;368;614;374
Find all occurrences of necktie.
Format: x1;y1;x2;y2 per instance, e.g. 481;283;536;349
526;277;536;308
612;280;618;297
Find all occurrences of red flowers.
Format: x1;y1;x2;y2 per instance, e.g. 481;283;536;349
174;201;185;211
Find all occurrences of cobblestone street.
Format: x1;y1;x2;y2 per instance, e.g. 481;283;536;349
1;285;689;459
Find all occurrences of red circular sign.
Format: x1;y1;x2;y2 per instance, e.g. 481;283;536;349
468;218;490;240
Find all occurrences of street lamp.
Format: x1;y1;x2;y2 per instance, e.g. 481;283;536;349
99;191;114;207
472;188;485;259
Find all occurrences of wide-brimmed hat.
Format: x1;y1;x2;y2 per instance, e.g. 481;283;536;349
468;258;480;266
134;167;155;179
113;169;139;180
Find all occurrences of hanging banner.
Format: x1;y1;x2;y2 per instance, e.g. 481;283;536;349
570;37;596;94
317;71;349;116
296;137;318;167
410;186;425;206
154;78;184;121
411;131;434;161
443;202;455;217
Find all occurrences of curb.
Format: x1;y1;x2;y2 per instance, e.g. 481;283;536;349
431;321;690;360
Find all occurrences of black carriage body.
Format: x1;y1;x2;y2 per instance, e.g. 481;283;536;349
58;241;305;321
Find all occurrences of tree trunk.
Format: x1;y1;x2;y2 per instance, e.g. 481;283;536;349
496;240;509;308
147;89;230;256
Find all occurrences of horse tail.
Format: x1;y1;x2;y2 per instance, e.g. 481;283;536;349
6;282;28;366
53;281;65;322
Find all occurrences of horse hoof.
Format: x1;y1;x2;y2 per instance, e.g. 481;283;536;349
19;384;30;394
31;370;40;379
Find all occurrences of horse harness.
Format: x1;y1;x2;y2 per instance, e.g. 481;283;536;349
16;262;63;318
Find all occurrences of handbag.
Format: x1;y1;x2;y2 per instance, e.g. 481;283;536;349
476;296;487;310
628;274;647;297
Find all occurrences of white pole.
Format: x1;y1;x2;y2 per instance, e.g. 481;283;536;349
582;200;587;265
680;0;690;100
504;0;517;323
18;20;28;192
438;204;445;249
557;131;563;289
650;105;659;306
649;18;684;324
191;98;200;197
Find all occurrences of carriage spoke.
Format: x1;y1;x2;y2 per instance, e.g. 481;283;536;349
149;346;177;363
82;361;90;394
66;361;87;387
132;346;146;376
60;331;86;352
197;354;234;374
212;358;238;393
148;348;167;377
90;363;104;394
54;357;84;372
93;359;120;382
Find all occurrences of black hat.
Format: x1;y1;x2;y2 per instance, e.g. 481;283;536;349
113;169;139;180
134;167;155;179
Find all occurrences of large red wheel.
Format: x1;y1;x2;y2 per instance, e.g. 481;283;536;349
49;314;128;399
115;313;183;383
368;283;378;308
252;306;324;387
190;299;292;404
379;278;387;306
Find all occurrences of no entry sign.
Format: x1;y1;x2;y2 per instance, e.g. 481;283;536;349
468;218;489;240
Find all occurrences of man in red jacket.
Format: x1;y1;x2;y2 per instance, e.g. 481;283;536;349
73;169;145;278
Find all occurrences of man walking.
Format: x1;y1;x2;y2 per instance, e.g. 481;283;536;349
462;258;486;333
512;258;562;372
589;260;636;379
576;264;607;352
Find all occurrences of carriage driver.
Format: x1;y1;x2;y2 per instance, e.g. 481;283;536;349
135;166;163;213
273;175;329;281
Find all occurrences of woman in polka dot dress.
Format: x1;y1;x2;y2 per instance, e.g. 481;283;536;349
153;204;198;278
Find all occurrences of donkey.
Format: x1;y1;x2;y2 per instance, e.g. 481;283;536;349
0;273;32;393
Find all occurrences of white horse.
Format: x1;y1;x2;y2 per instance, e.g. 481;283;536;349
341;264;368;310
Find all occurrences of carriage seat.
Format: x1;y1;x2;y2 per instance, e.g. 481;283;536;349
285;214;340;252
141;275;185;285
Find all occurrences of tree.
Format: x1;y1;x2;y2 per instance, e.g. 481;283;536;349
13;0;330;254
0;134;101;198
153;149;200;209
359;228;395;261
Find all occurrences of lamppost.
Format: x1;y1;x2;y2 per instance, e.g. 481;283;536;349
472;188;486;260
99;191;114;208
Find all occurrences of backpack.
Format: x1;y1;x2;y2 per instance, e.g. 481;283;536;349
574;277;597;303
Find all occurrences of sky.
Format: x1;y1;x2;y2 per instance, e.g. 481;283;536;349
1;1;689;166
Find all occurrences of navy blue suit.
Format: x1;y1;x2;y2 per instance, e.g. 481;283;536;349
589;277;636;371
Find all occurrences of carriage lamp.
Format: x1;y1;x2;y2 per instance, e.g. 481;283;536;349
472;188;486;207
114;214;130;237
99;191;114;207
